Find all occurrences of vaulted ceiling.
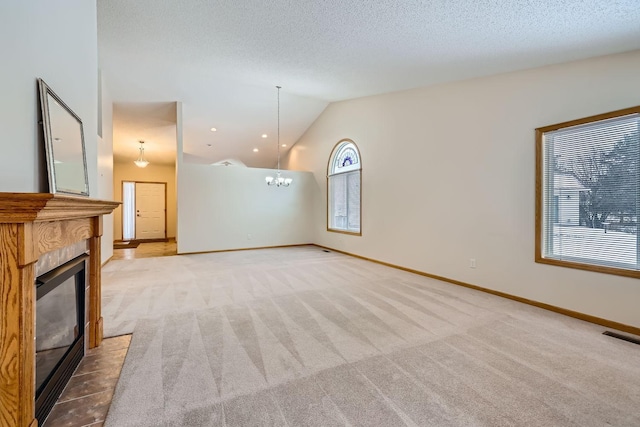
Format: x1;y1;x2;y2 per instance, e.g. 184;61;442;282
98;0;640;167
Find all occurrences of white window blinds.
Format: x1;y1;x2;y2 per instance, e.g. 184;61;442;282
329;171;360;232
122;181;136;241
541;113;640;270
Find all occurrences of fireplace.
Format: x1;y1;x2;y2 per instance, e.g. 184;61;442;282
35;254;87;423
0;193;118;427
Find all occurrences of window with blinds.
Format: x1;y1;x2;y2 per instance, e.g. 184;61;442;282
328;140;361;234
537;107;640;277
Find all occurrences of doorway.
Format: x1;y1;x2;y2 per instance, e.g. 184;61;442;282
122;181;167;241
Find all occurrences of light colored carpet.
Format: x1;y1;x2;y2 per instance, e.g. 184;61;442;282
102;246;640;426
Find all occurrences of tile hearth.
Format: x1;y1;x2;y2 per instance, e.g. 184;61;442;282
43;335;131;427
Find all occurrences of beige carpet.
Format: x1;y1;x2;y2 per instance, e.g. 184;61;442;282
102;246;640;426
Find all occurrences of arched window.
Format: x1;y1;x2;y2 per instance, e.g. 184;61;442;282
327;139;361;234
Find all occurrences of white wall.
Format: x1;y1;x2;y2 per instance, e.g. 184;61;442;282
113;162;177;240
0;1;98;194
284;49;640;328
98;74;114;263
175;102;183;244
177;165;316;253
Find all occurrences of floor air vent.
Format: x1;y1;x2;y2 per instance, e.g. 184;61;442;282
603;331;640;346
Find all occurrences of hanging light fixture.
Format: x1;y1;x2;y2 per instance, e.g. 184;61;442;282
134;140;149;168
265;86;292;187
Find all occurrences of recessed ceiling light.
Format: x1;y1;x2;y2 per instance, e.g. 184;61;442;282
210;127;217;132
262;134;268;138
253;148;259;152
281;144;287;147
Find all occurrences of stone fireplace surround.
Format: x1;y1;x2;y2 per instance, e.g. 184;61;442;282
0;193;119;427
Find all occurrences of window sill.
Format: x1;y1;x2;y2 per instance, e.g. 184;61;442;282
535;255;640;279
327;228;362;236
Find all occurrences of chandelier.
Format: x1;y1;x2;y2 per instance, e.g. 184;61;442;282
265;86;292;187
134;140;149;168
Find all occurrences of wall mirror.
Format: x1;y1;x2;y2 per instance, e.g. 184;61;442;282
38;78;89;196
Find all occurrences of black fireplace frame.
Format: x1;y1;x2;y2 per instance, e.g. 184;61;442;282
35;254;87;423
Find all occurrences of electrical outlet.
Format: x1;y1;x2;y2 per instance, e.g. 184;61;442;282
247;234;252;240
469;258;476;268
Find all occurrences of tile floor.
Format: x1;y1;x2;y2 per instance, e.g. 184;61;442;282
111;239;177;261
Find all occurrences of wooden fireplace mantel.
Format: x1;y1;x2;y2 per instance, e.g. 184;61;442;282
0;193;119;427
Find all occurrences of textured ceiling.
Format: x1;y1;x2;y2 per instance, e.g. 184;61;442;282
98;0;640;167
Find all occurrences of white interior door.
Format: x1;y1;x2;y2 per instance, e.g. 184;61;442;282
135;182;166;240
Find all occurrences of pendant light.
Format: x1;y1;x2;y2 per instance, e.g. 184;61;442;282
265;86;292;187
134;140;149;168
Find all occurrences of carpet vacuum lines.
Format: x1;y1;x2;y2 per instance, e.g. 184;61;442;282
102;247;640;426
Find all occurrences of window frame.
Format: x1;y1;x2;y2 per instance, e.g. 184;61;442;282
535;105;640;279
327;138;362;236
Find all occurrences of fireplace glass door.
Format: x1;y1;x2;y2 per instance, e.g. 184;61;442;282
35;255;87;423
